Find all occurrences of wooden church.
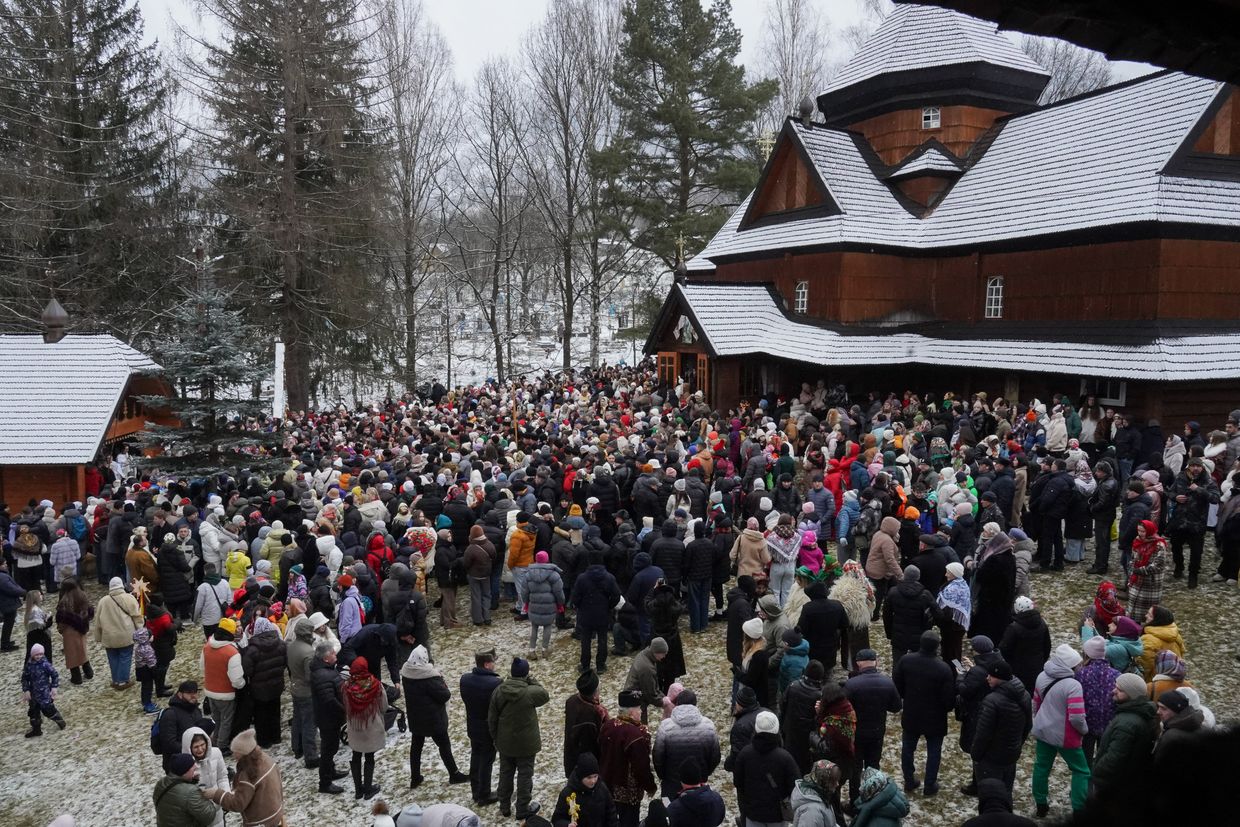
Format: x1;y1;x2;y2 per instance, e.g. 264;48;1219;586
646;5;1240;426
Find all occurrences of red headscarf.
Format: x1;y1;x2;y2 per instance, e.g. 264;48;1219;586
1093;581;1125;629
343;656;383;724
1129;522;1166;588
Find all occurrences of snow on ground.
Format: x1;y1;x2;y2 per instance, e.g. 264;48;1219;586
2;540;1237;827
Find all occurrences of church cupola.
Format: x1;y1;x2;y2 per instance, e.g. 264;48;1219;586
818;6;1049;166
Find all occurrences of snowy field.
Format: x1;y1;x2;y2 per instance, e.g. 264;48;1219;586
2;542;1237;827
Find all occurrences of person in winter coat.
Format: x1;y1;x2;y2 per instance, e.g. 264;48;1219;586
552;752;619;827
844;648;902;800
181;726;230;827
1166;458;1220;587
489;657;550;819
733;711;799;825
599;688;657;827
666;756;726;827
525;552;565;659
54;577;93;684
342;655;388;800
307;643;346;794
564;668;609;780
241;617;286;747
1074;636;1119;767
956;636;1005;792
193;564;232;639
1081;614;1143;675
572;552;622;674
21;643;64;737
1126;520;1167;622
155;536;194;626
508;513;538;617
852;768;909;827
892;630;955;795
766;514;802;607
1153;688;1203;763
154;753;220;827
1137;605;1185;679
204;729;286;826
623;637;668;723
999;596;1051;695
780;661;826;774
729;518;770;578
788;759;843;827
968;660;1031;796
652;689;720;800
1091;672;1158;799
649;522;685;594
681;522;715;632
400;644;468;788
866;517;903;616
285;619;319;769
968;533;1017;645
798;581;849;671
646;582;686;694
1031;644;1091;816
95;576;142;687
457;647;502;806
462;525;495;626
882;566;938;666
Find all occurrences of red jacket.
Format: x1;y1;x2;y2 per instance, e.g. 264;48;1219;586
365;535;394;583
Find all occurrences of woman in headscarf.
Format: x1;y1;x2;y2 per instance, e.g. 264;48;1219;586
1146;650;1191;700
790;760;844;827
936;563;971;664
400;644;468;788
1091;581;1126;630
813;683;856;816
968;530;1017;644
828;560;874;670
1163;434;1187;477
1127;520;1167;622
343;655;388;800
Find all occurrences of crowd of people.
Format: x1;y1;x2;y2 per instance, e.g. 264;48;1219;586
2;365;1237;827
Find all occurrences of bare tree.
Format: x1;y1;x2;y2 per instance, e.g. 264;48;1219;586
368;0;459;390
757;0;830;133
521;0;621;369
839;0;892;57
1022;36;1113;103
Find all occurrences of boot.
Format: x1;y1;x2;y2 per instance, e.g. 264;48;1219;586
25;720;41;738
363;761;380;799
351;763;364;799
448;769;469;785
409;759;424;789
52;715;66;730
70;666;82;685
1188;573;1199;589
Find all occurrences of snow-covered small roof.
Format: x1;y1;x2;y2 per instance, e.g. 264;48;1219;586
686;71;1230;270
669;282;1240;381
0;334;160;465
887;144;962;179
824;5;1048;95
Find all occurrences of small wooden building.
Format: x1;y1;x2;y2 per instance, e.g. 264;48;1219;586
0;333;170;507
647;6;1240;424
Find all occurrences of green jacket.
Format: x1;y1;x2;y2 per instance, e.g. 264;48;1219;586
1092;698;1158;790
154;775;219;827
488;676;550;758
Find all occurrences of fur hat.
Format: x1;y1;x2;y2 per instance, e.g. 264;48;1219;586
230;728;259;757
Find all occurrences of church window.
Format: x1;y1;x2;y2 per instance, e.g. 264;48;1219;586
984;276;1004;318
922;106;941;129
794;281;808;314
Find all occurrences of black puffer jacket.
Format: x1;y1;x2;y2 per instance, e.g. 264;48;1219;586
401;670;450;737
310;657;345;729
570;563;621;632
725;703;762;770
649;524;685;587
969;676;1032;766
733;731;800;823
725;587;756;668
241;629;287;702
780;675;824;773
156;542;194;606
893;644;956;738
308;572;334;619
999;609;1051;694
957;650;1007;751
684;472;710;519
589;475;621;517
882;578;939;655
797;583;849;668
682;535;715;583
607;524;639;588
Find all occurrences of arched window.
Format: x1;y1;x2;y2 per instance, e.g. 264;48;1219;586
984;276;1004;319
794;280;809;314
922;106;941;129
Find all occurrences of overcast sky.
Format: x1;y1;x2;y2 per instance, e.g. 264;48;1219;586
139;0;1150;87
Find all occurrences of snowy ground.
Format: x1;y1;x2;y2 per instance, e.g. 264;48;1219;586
2;540;1237;827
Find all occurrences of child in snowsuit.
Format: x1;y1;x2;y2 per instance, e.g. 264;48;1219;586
133;625;159;713
21;643;64;737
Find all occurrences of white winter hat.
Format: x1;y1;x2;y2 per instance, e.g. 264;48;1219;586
754;710;779;734
945;562;965;580
742;617;764;639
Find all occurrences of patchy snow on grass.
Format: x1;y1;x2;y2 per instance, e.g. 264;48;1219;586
2;543;1237;827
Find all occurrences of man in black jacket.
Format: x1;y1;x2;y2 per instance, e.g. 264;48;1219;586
309;643;348;794
570;552;622;674
893;630;956;796
681;522;715;633
882;565;940;667
968;660;1032;795
1167;458;1220;587
796;581;848;670
844;649;902;801
337;622;401;685
157;681;210;773
1088;463;1121;574
459;649;502;805
1034;460;1073;570
649;522;685;594
989;459;1016;525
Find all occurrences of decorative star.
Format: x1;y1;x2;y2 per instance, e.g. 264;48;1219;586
131;576;151;602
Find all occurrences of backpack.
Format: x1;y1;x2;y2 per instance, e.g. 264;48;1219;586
149;708;166;754
67;514;88;541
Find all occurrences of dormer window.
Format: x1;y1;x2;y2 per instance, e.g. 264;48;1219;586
922;106;941;129
794;281;808;313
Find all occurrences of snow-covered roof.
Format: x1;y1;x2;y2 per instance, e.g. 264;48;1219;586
0;334;160;465
688;71;1230;269
671;282;1240;381
823;5;1048;95
887;144;962;178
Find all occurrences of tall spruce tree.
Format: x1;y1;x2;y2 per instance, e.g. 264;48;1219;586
136;272;284;476
594;0;777;267
0;0;173;331
196;0;378;410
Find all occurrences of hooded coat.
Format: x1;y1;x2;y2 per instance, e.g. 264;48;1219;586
180;726;229;827
653;703;721;799
865;517;902;582
999;609;1052;695
1032;650;1088;749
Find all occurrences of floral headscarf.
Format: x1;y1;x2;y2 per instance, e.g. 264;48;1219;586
1093;581;1124;629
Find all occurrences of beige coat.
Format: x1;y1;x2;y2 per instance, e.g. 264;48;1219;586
93;586;142;649
730;529;771;577
206;749;285;827
864;517;902;582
